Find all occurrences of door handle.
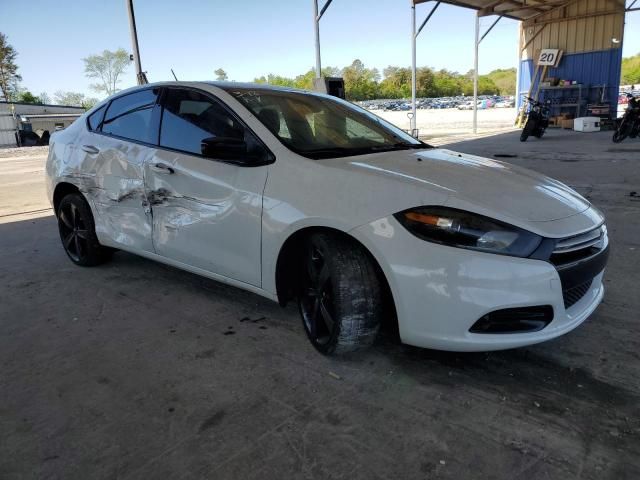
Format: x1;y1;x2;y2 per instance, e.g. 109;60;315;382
150;162;175;174
81;145;99;154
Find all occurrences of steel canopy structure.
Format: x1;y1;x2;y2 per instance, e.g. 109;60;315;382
311;0;559;135
126;0;634;136
411;0;586;134
311;0;633;136
423;0;588;21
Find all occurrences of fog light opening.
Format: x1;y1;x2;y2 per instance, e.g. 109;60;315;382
470;306;554;334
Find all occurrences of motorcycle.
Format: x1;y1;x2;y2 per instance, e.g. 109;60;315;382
520;97;550;142
613;93;640;143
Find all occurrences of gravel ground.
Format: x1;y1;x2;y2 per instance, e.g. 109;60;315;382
376;107;517;141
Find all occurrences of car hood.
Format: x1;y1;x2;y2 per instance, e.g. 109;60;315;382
342;148;591;224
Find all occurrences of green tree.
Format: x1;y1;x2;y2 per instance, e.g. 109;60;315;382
484;68;516;95
214;68;228;81
433;69;463;96
379;66;411;98
0;33;22;101
621;53;640;85
342;59;380;101
250;60;513;100
54;90;99;109
293;69;315;90
265;74;296;87
39;92;51;104
83;48;130;96
17;90;41;104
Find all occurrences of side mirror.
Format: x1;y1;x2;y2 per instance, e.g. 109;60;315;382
201;136;247;161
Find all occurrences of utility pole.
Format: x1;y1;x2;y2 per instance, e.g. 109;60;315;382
126;0;148;85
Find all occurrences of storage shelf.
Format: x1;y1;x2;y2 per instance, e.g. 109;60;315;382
541;84;584;117
541;85;583;90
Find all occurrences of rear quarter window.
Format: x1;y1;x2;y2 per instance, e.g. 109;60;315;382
102;89;159;144
87;105;106;132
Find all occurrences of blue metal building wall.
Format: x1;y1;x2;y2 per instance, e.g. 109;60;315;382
517;48;622;112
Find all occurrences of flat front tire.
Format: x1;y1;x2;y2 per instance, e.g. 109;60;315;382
57;193;112;266
297;233;382;355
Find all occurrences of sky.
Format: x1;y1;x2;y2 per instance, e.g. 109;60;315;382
1;0;639;101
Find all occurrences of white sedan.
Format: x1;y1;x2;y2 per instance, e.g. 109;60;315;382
46;82;608;354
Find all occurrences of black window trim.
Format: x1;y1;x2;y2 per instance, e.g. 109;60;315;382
88;85;275;168
98;86;162;146
157;86;275;167
85;103;108;132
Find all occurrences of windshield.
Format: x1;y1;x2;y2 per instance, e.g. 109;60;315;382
224;87;430;159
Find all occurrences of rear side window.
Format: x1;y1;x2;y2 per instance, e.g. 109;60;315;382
102;89;159;144
160;88;245;155
87;105;106;132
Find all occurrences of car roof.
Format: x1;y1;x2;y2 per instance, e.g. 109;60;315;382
115;80;312;96
85;80;332;115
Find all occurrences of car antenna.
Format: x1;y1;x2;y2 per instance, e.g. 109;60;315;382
171;69;179;81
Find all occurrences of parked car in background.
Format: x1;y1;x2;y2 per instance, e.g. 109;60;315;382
47;81;609;355
495;100;515;108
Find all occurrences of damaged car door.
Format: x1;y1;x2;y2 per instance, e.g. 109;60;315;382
145;87;271;287
87;88;161;251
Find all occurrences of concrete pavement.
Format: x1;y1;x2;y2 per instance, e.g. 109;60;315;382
1;130;639;479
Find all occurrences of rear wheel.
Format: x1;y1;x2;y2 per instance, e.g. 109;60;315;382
57;193;113;266
613;118;630;143
520;118;533;142
297;233;382;355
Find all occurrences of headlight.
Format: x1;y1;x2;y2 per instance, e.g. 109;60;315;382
394;206;542;257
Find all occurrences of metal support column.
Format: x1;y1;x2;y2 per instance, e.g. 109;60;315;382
515;21;522;110
313;0;322;78
473;13;479;134
472;14;501;134
410;1;440;137
313;0;334;79
411;1;417;134
126;0;147;85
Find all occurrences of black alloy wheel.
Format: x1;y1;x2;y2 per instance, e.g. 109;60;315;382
297;233;383;355
57;193;113;266
58;201;89;262
299;237;336;348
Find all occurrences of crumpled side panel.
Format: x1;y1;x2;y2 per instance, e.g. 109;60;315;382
57;133;155;251
144;148;267;286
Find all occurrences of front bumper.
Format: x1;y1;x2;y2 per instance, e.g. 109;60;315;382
352;216;607;352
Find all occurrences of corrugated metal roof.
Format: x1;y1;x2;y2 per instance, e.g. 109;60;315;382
22;113;83;119
413;0;600;21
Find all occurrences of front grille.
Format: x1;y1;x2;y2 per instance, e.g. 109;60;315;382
547;224;607;311
551;225;605;266
563;280;593;309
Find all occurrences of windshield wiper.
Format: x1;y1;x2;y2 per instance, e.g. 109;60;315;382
388;142;434;149
301;143;432;159
368;142;432;152
300;147;359;159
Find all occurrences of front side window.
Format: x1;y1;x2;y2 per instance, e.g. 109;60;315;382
225;87;428;159
160;88;245;155
102;89;159;144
